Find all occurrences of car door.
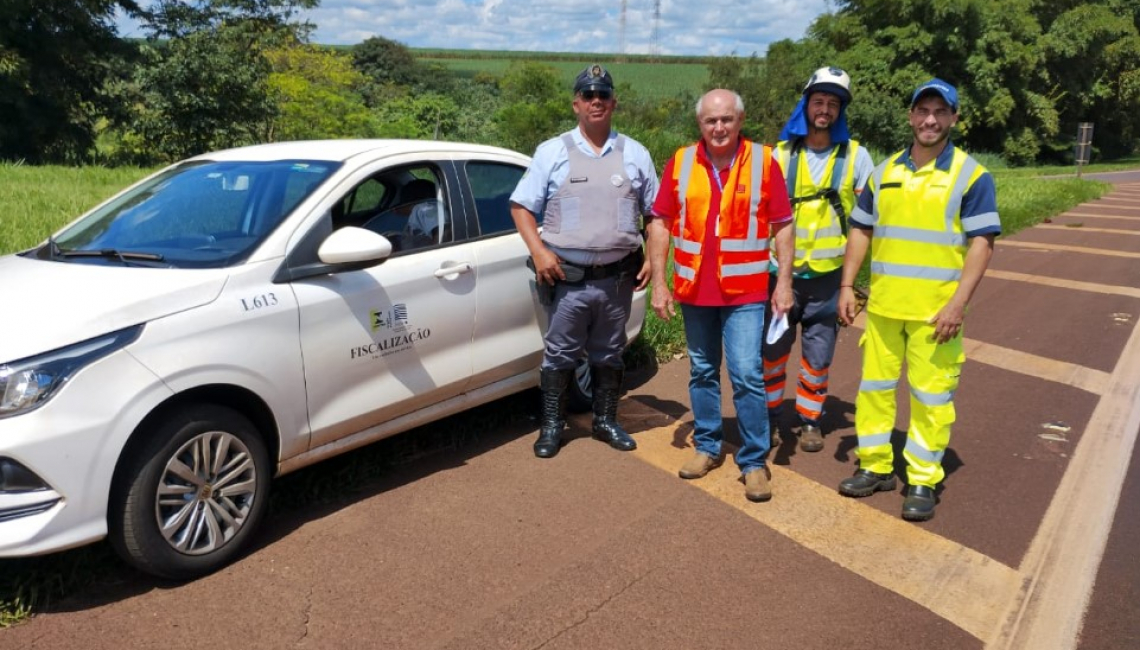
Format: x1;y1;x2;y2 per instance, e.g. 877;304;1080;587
289;159;477;449
457;157;547;389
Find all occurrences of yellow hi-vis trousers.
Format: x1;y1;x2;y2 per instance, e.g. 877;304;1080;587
855;311;965;487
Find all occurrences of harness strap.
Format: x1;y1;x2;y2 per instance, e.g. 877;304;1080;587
786;141;850;235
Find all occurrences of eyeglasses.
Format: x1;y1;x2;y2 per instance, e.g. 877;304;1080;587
578;90;613;101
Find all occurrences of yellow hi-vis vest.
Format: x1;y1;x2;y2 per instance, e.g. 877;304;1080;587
774;139;860;276
862;146;987;321
669;140;772;300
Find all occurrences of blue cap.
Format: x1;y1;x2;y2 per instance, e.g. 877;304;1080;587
911;78;958;112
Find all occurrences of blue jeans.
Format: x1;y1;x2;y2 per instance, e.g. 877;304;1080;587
680;302;771;474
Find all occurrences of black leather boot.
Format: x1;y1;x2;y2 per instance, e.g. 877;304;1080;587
535;368;572;458
591;365;636;452
838;469;897;497
902;485;937;521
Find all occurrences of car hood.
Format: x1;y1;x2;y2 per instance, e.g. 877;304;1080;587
0;255;229;362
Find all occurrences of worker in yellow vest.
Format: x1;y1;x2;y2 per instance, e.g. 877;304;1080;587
837;79;1000;521
765;67;875;453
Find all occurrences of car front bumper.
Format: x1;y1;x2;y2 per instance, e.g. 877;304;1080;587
0;350;171;557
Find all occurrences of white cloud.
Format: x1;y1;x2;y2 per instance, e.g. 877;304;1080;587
301;0;832;56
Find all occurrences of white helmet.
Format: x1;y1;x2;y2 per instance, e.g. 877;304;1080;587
803;66;852;104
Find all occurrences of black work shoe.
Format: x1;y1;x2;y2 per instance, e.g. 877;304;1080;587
902;485;937;521
838;469;897;497
533;428;562;458
593;420;637;452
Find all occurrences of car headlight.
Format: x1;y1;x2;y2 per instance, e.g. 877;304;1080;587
0;325;143;419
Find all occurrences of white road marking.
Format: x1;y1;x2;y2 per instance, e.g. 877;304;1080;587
996;240;1140;258
1051;211;1140;220
1037;224;1140;236
984;270;1140;300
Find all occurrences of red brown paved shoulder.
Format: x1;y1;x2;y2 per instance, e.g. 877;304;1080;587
0;398;977;650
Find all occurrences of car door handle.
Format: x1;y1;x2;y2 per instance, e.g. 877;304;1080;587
434;262;473;279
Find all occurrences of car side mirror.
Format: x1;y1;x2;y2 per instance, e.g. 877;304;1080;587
317;227;394;266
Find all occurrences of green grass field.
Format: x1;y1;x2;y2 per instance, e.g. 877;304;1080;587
0;163;155;253
423;57;710;100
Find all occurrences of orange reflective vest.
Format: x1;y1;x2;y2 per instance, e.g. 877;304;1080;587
669;140;773;300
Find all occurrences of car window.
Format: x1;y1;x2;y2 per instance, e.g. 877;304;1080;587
337;165;452;254
45;160;339;268
465;162;526;236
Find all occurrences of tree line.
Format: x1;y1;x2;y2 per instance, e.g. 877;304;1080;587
1;0;1137;168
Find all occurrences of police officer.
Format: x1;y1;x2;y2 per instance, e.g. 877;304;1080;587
837;79;1000;521
509;64;659;459
765;67;875;452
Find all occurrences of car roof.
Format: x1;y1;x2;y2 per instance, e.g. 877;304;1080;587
190;139;529;164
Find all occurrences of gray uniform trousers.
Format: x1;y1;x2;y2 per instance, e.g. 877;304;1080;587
541;271;634;371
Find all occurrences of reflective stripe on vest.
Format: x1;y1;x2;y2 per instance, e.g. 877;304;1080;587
774;140;859;275
670;141;771;297
866;147;984;320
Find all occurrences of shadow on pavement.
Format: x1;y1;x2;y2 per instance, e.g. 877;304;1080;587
0;389;544;614
3;356;675;618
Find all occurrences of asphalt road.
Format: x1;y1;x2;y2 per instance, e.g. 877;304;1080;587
2;178;1140;650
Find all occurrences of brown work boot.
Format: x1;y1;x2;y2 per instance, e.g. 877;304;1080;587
744;467;773;502
768;418;783;447
678;452;721;479
798;424;824;452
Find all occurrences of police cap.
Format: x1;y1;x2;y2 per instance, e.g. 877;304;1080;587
573;64;614;93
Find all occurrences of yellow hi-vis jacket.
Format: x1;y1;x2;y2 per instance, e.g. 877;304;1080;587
774;139;860;276
668;140;773;300
859;146;988;321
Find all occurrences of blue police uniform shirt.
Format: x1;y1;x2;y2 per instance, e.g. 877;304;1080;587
510;128;659;265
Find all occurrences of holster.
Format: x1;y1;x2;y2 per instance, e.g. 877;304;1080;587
526;257;555;306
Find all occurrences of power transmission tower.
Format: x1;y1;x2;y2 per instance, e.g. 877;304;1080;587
651;0;661;60
619;0;628;60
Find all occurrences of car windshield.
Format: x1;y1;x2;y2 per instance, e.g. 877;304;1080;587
32;159;340;269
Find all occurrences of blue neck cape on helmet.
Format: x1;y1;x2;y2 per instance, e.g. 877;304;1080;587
778;94;851;145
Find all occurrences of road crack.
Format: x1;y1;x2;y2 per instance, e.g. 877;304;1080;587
297;586;314;644
530;568;655;650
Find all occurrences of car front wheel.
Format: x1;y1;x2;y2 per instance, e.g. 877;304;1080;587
109;404;271;580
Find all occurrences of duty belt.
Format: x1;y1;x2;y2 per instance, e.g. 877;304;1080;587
561;251;641;282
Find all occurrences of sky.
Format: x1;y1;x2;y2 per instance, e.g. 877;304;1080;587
116;0;835;57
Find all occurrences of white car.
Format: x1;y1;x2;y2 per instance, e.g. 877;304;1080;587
0;140;646;579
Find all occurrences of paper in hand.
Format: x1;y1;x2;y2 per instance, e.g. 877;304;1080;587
766;312;789;345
